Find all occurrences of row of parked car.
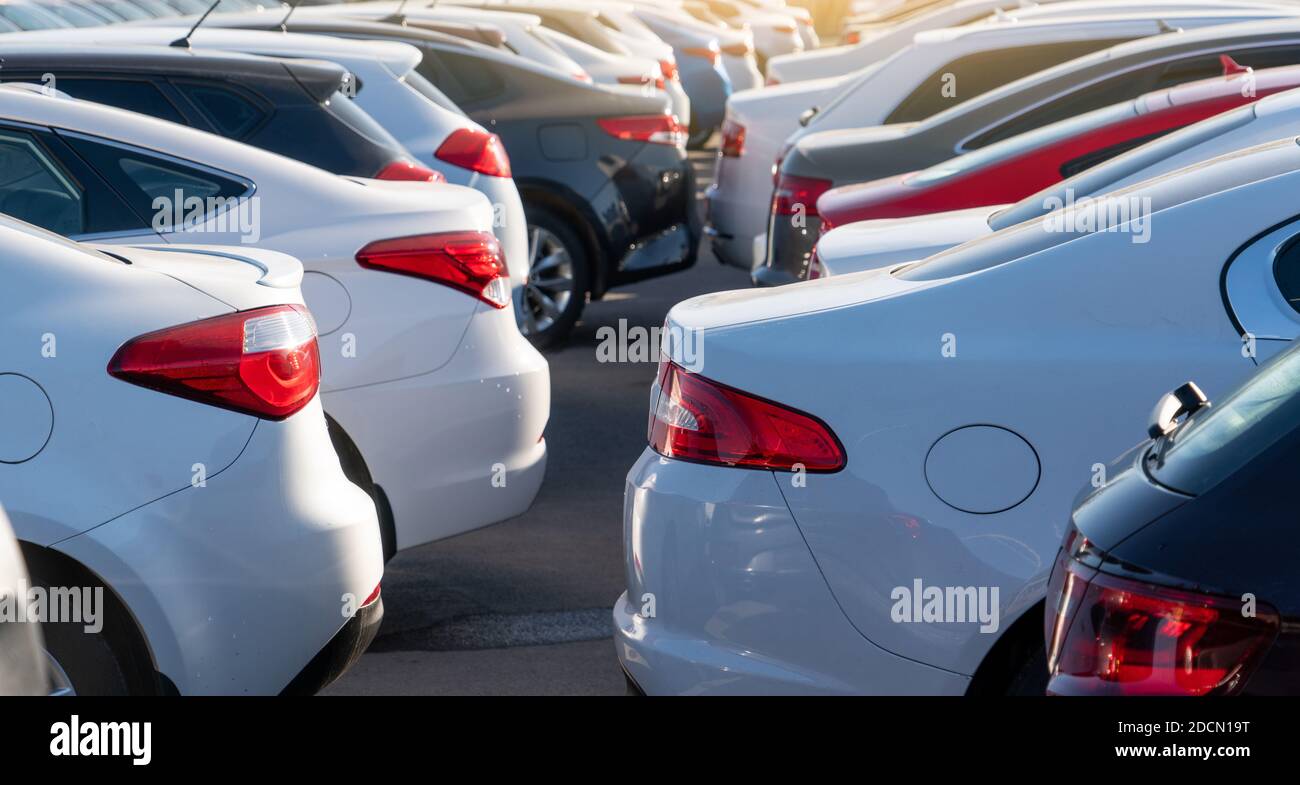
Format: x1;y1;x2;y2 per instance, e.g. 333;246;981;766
0;0;820;694
615;0;1300;695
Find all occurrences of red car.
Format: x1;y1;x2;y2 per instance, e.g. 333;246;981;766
817;60;1300;230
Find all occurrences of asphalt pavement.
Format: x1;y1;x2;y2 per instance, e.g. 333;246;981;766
325;149;751;695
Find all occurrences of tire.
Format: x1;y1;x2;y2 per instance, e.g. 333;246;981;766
1005;644;1049;696
24;554;151;695
520;203;589;349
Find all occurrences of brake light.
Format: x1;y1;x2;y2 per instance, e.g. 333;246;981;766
597;114;687;147
108;305;320;420
683;45;719;65
765;76;780;86
573;71;593;83
356;231;510;308
618;74;667;90
659;58;679;82
375;159;444;183
720;118;745;157
649;362;845;471
1046;560;1279;696
434;127;512;178
772;172;833;217
720;41;752;57
844;29;861;45
774;24;796;34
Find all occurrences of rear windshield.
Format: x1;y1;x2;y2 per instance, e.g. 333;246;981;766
908;102;1136;186
1148;342;1300;495
988;104;1257;230
402;71;465;116
323;89;404;150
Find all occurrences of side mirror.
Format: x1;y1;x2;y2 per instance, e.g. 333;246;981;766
1148;381;1210;439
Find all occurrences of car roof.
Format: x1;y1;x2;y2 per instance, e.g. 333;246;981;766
5;26;425;77
914;8;1300;45
0;42;348;99
1146;62;1300;108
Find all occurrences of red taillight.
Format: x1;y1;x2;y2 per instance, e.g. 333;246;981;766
618;74;667;91
597;114;687;147
573;70;593;83
765;76;781;86
659;58;679;82
375;158;444;183
1047;561;1279;696
356;231;510;309
720;41;751;57
649;362;845;472
683;45;719;65
362;583;382;607
844;29;861;45
108;305;320;420
773;24;796;34
720;118;745;157
772;173;833;217
434;127;512;178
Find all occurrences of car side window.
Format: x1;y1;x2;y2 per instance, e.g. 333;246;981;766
885;40;1132;125
59;134;251;229
44;77;188;126
435;51;506;106
963;65;1163;149
0;130;85;236
173;82;268;138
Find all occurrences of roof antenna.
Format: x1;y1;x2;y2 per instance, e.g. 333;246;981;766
383;0;410;25
278;0;301;32
1156;19;1182;34
170;0;221;48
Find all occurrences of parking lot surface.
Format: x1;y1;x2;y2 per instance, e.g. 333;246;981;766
326;152;747;695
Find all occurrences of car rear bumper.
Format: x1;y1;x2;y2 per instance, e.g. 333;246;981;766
54;399;385;695
282;592;383;695
614;449;970;695
705;155;774;271
597;143;699;288
323;307;550;552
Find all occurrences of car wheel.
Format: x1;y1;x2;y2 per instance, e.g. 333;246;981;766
1005;644;1049;696
520;204;588;349
25;552;152;695
687;122;715;150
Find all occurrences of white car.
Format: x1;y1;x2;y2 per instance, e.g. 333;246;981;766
707;5;1299;271
768;0;1291;84
0;503;45;695
817;84;1300;277
9;26;531;307
644;0;765;91
0;215;384;694
616;135;1300;694
680;0;803;68
0;84;550;558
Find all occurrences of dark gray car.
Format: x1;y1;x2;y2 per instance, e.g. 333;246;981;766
760;17;1300;285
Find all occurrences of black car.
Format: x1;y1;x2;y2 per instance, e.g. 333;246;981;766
1045;345;1300;696
0;45;429;181
207;13;699;345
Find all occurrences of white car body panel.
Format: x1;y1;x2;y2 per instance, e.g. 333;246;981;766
0;88;548;553
0;220;383;694
8;26;531;298
620;139;1300;692
0;504;44;694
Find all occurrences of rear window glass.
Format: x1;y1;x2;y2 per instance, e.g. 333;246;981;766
45;77;187;125
907;102;1136;185
403;71;465;116
323;89;404;149
1149;342;1300;495
988;106;1257;231
885;39;1131;125
176;83;268;138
